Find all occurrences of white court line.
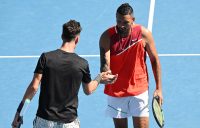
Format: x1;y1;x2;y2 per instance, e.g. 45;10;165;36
0;56;40;58
158;54;200;57
0;55;99;58
0;54;200;58
148;0;156;32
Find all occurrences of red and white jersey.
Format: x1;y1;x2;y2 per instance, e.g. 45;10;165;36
104;25;149;97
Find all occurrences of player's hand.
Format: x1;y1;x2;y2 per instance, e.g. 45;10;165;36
153;89;163;106
100;70;118;84
11;112;21;128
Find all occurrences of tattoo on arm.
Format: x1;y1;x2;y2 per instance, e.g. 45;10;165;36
100;46;109;72
93;74;101;84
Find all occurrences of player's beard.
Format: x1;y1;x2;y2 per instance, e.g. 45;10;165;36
116;26;130;37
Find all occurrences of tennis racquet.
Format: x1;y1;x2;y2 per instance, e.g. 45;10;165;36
17;99;31;128
152;96;164;128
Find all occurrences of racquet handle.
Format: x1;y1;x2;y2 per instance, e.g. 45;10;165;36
17;116;23;128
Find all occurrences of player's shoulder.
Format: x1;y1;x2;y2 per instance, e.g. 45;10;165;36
139;25;151;35
40;49;58;57
99;28;112;47
76;55;90;68
40;49;67;60
75;54;89;65
101;26;115;37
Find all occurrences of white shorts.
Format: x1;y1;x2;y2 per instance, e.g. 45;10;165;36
106;91;149;118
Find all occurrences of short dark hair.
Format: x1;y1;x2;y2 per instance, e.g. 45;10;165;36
117;3;134;15
62;20;82;41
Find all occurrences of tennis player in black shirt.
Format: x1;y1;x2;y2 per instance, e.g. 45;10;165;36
12;20;118;128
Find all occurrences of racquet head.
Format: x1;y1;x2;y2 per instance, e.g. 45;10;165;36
152;96;164;128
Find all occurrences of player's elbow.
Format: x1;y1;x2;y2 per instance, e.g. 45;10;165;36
84;88;93;95
83;83;93;95
84;91;92;95
30;81;39;93
150;56;160;65
30;74;41;93
31;85;39;93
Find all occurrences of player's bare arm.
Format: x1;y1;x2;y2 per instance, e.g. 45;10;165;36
99;30;111;72
142;26;163;105
12;73;42;128
82;71;118;95
22;73;42;102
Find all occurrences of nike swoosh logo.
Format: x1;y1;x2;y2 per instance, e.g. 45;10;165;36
131;38;138;42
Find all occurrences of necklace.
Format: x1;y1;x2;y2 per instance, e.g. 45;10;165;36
118;27;133;50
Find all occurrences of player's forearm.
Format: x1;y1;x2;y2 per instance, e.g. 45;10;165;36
16;82;38;114
100;46;110;72
83;74;101;95
83;71;118;95
22;82;38;102
86;81;99;95
100;65;110;72
22;74;41;102
151;59;162;90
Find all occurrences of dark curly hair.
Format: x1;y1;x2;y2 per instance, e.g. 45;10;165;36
62;20;82;41
117;3;134;15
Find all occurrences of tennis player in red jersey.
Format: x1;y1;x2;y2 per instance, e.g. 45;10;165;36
99;3;163;128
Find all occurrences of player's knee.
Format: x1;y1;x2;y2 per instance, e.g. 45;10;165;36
133;117;149;128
